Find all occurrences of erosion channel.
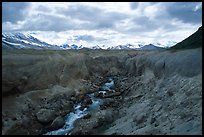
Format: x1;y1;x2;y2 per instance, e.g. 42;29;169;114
45;77;116;135
2;48;202;135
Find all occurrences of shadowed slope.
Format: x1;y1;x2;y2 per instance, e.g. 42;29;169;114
170;26;202;50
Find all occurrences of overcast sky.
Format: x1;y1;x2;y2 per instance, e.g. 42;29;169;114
2;2;202;47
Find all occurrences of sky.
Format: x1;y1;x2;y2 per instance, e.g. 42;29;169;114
2;2;202;47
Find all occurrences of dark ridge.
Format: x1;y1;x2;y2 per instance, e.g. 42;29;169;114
170;26;202;50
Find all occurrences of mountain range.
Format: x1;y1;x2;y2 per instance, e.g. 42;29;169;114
2;32;176;50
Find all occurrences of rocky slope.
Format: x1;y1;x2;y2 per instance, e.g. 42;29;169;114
102;48;202;135
2;46;202;135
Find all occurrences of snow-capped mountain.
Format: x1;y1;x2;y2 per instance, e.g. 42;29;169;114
107;44;140;50
59;43;69;49
152;41;177;48
2;32;61;50
59;43;84;49
2;32;177;50
107;43;165;50
91;45;102;49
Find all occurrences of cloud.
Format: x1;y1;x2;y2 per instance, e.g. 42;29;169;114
130;2;139;9
3;3;129;32
2;2;29;23
3;13;92;32
35;5;52;12
166;2;202;24
56;4;128;30
2;2;202;46
115;2;202;35
23;14;76;31
56;4;102;21
193;2;202;11
74;35;94;41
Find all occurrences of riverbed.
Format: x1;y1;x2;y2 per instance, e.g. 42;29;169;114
44;77;115;135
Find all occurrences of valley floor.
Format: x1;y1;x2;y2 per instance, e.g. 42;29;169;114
2;48;202;135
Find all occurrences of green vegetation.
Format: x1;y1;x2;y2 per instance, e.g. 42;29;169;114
170;26;202;50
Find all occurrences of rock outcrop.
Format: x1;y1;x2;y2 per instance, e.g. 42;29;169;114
36;109;56;124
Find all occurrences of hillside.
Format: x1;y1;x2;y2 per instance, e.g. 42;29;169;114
170;26;202;50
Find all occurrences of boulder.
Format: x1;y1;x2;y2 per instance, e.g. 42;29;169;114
95;109;114;124
103;91;121;98
89;85;99;93
80;95;93;110
94;92;104;98
83;114;91;119
100;98;116;109
75;94;84;103
102;110;114;123
62;101;73;112
49;116;65;130
84;95;93;105
94;92;100;97
133;114;147;125
59;110;70;117
70;109;116;135
70;96;77;103
36;109;56;124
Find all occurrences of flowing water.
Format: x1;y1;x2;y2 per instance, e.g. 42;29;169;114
44;77;114;135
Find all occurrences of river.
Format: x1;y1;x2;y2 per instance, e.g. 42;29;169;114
44;77;115;135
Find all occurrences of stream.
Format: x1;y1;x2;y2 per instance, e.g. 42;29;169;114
44;77;115;135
